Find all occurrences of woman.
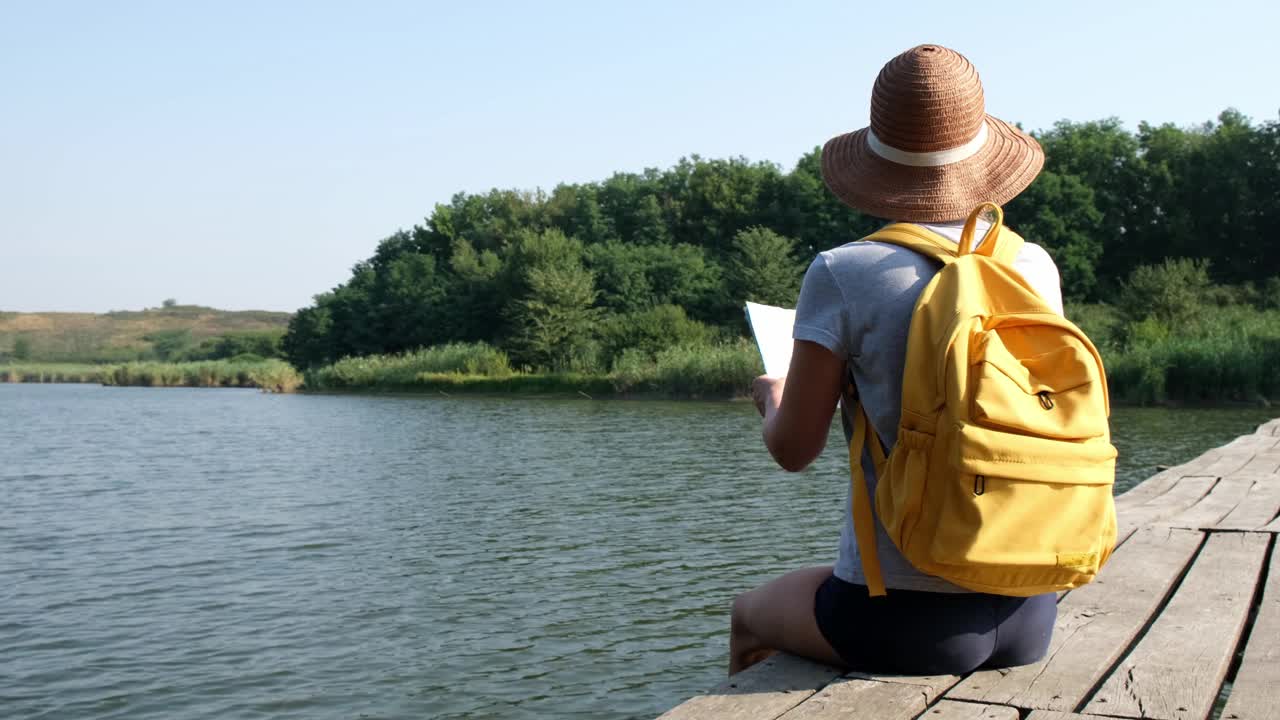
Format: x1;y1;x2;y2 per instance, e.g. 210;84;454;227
731;45;1061;676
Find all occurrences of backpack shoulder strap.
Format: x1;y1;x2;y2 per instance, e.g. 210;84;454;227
867;216;1028;268
989;225;1025;267
862;223;958;265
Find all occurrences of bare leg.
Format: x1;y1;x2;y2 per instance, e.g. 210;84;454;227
729;565;846;675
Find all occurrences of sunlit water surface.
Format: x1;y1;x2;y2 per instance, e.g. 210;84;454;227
2;384;1272;719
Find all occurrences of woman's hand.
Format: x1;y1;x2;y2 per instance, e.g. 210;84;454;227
751;375;785;418
759;341;845;472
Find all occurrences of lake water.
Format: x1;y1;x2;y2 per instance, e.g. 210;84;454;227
1;384;1274;719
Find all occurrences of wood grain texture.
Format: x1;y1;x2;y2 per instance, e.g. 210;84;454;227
1239;451;1280;475
1220;537;1280;720
1160;474;1258;530
842;671;956;700
1083;532;1270;720
657;654;841;720
1113;468;1188;511
917;700;1018;719
1214;474;1280;531
1114;448;1225;512
1115;476;1215;543
946;527;1202;712
774;677;942;720
1024;707;1116;712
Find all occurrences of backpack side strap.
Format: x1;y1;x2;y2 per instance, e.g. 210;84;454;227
850;400;889;597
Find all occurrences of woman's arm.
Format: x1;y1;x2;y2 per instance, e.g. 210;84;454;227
751;339;846;472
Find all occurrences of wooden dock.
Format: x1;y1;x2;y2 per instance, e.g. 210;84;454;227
659;418;1280;720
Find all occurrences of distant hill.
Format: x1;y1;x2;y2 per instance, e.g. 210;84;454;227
0;305;292;363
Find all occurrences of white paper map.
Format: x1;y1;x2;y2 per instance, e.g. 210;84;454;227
744;301;796;376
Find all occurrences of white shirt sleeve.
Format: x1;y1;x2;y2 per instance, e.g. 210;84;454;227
1013;242;1065;315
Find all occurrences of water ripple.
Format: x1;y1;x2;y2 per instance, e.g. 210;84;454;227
0;385;1272;719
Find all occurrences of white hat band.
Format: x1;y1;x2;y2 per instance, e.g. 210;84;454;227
866;121;989;168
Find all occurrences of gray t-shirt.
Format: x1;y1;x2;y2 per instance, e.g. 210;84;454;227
792;222;1063;593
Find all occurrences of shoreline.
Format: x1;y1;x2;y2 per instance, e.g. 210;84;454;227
5;365;1274;408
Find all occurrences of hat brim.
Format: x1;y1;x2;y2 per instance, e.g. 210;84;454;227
820;115;1044;223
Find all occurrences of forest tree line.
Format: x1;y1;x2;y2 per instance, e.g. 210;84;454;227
283;110;1280;376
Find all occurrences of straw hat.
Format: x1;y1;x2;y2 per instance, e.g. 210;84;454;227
821;45;1044;222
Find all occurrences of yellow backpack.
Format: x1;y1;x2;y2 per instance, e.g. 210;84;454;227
849;202;1118;597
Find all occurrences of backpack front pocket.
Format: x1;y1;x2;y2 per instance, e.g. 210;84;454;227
970;327;1107;440
922;422;1116;593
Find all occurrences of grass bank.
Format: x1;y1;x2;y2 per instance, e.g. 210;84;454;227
303;312;1280;406
304;340;763;398
1073;304;1280;406
0;359;303;393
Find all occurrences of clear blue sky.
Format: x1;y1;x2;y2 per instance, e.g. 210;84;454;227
3;0;1277;313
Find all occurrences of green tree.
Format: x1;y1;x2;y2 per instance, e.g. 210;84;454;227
584;241;720;315
1005;169;1104;300
146;329;192;360
444;237;505;342
283;302;335;368
726;227;805;307
1033;119;1147;285
373;253;450;353
777;148;878;253
596;304;713;365
506;263;601;370
1119;258;1212;326
12;335;32;361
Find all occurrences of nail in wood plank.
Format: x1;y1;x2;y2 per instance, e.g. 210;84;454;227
1083;532;1270;720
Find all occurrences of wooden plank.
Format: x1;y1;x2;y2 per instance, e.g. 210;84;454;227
1239;451;1280;475
1180;434;1278;484
1264;514;1280;533
1018;707;1111;712
1160;474;1258;530
1220;538;1280;720
946;527;1202;712
1114;470;1183;512
774;678;937;720
657;654;842;720
1202;449;1268;478
777;673;957;720
1114;448;1225;512
1083;532;1270;720
843;671;956;700
1214;475;1280;531
1115;476;1215;543
1221;432;1280;453
1256;418;1280;436
918;700;1018;720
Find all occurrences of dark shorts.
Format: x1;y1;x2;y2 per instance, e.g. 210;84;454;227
813;574;1056;675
